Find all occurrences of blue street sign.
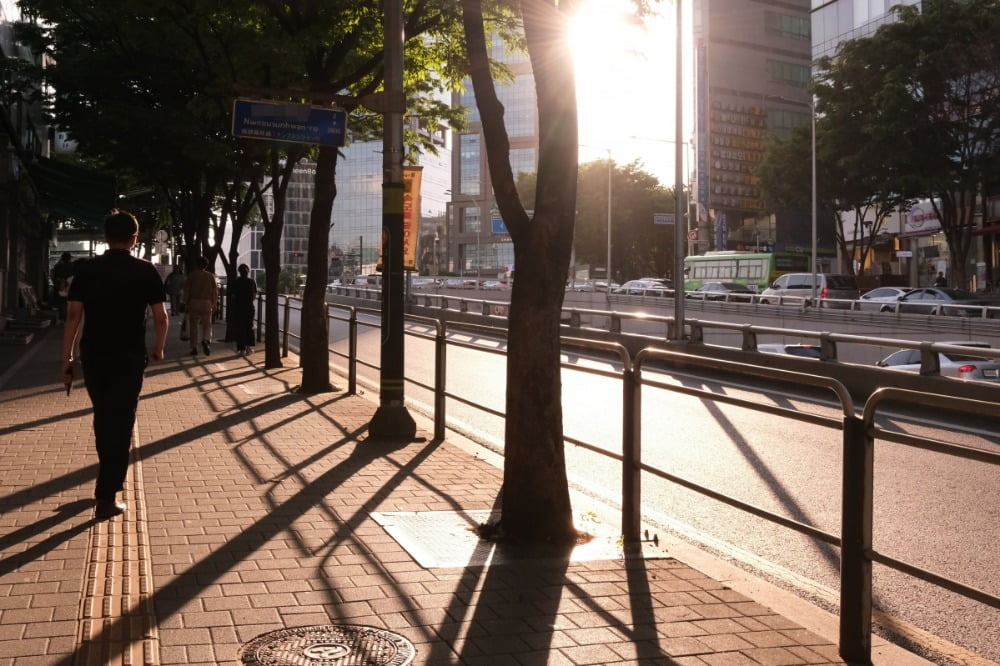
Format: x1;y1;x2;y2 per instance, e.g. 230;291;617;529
232;99;347;147
653;213;674;225
491;218;509;235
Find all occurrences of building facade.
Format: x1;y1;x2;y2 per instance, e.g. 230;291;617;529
447;35;538;282
691;0;833;270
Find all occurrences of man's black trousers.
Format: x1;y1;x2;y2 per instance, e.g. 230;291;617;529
82;354;147;500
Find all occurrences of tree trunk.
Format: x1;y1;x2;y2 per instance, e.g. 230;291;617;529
299;145;337;393
462;0;579;545
261;214;284;370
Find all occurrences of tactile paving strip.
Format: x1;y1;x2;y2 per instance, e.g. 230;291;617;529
75;447;159;665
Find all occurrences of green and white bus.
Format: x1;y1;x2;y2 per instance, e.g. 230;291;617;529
683;251;811;292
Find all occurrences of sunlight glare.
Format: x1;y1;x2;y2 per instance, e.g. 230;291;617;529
569;0;681;186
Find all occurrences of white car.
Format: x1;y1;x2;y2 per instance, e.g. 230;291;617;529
756;343;822;359
858;286;912;311
875;341;1000;382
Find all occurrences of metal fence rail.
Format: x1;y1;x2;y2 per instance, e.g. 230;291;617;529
263;293;997;664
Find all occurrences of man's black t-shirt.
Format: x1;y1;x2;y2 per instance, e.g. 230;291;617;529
68;249;166;359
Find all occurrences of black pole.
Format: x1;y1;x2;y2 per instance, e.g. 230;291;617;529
369;0;416;438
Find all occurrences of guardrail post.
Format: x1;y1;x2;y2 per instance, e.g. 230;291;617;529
282;297;291;358
610;314;621;334
840;414;873;664
434;323;446;441
348;308;358;394
741;326;758;351
570;311;581;328
819;334;838;361
482;302;490;316
622;360;642;547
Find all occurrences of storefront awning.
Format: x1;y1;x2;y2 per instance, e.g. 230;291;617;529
26;157;117;229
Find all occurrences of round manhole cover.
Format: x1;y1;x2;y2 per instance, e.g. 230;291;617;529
240;624;416;666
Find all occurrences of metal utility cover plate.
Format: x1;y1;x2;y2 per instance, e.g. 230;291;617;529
240;624;415;665
371;510;652;569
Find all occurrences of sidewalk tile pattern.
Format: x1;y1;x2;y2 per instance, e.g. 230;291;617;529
0;328;856;665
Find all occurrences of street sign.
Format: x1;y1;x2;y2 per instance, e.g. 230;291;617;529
654;213;674;225
232;99;347;147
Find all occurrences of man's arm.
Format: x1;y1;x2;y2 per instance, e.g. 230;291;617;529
61;301;83;388
149;302;168;362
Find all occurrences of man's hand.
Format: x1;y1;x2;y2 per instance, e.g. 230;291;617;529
62;360;74;394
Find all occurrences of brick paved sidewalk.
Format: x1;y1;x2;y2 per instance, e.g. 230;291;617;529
0;323;929;665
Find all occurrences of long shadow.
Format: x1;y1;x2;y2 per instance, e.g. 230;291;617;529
55;433;439;666
0;499;95;577
0;391;303;512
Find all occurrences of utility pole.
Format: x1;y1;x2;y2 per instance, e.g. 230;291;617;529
369;0;416;438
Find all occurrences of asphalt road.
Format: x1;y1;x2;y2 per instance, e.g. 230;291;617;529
286;304;1000;664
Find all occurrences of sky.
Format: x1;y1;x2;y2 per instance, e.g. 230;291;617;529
570;0;694;188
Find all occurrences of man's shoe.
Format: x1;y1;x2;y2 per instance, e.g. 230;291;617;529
190;348;198;356
202;341;211;356
95;499;126;520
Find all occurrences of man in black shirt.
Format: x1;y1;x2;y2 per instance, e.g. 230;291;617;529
61;210;168;519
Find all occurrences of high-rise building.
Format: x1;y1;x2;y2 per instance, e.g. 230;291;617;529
692;0;829;266
448;35;538;281
810;0;920;61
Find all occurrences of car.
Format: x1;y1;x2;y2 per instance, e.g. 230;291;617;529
566;280;595;292
410;276;438;288
760;273;859;308
857;286;912;311
755;343;823;359
480;280;508;290
895;287;997;317
875;341;1000;382
614;278;672;296
442;277;477;289
688;281;755;301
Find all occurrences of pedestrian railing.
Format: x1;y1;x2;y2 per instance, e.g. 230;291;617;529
263;293;999;664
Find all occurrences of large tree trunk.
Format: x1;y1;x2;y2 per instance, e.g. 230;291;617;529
463;0;579;545
299;145;337;393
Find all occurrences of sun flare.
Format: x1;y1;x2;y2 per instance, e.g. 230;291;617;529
569;0;683;186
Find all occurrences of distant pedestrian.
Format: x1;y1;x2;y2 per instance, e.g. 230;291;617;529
185;256;217;356
164;264;185;316
934;272;947;287
51;252;75;323
61;209;168;520
230;263;257;356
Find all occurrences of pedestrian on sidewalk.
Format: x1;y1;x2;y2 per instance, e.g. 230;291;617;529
164;264;185;316
51;252;75;323
185;256;217;356
230;263;257;356
60;209;168;520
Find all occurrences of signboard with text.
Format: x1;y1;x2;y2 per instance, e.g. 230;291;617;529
232;99;347;147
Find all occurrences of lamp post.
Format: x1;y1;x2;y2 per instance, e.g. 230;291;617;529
811;98;818;302
579;144;613;293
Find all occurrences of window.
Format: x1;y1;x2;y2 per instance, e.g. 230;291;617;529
497;74;537;137
462;207;481;234
459;134;481;195
765;12;810;41
766;60;811;88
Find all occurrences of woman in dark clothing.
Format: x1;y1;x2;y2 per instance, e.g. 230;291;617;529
231;264;257;356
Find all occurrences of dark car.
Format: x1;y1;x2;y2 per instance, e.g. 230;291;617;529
895;287;997;317
688;281;755;301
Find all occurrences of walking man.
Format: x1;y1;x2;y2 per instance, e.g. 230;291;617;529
61;210;168;520
184;256;217;356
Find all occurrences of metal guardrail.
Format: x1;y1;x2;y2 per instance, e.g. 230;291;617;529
266;293;998;664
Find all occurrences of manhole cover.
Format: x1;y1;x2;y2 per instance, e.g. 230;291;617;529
240;625;415;666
